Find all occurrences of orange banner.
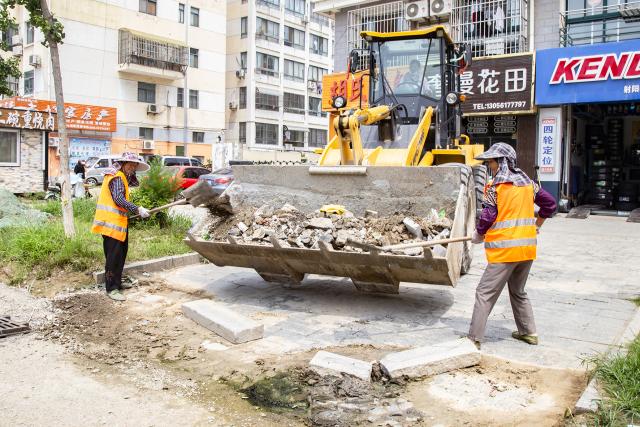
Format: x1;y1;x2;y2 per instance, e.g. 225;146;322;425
322;71;370;112
0;97;117;132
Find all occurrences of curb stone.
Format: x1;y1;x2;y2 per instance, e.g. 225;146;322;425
574;306;640;414
93;253;202;283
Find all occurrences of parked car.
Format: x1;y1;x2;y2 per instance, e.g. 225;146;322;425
199;167;234;196
147;155;205;167
84;154;144;186
168;166;212;198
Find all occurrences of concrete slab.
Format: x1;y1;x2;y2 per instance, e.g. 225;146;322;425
181;299;264;344
574;377;600;414
309;350;373;382
93;253;201;283
380;339;480;379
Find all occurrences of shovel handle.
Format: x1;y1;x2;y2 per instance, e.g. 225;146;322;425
347;236;472;253
129;199;187;220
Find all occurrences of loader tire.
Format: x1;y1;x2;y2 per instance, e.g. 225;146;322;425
473;164;487;220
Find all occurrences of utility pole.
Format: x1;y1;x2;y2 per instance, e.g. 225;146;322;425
183;0;189;157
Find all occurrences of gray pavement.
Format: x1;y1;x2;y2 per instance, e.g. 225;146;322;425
165;214;640;369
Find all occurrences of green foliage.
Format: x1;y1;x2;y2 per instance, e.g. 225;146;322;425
0;7;22;97
129;159;183;227
38;198;97;222
582;335;640;426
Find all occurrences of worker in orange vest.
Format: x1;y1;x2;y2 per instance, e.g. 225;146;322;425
92;152;151;301
467;143;556;350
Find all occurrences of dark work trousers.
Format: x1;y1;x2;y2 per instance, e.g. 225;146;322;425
468;260;536;342
102;233;129;292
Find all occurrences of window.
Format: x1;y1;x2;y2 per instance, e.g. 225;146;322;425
139;0;156;15
0;130;19;166
310;3;331;26
193;132;204;143
308;65;327;81
240;52;247;69
256;17;280;42
139;127;154;139
96;159;110;168
284;92;305;114
309;128;327;147
285;0;305;16
283;59;304;82
177;87;184;107
255;91;279;111
138;82;156;103
241;17;247;39
189;89;198;109
256;122;278;145
239;122;246;143
284;129;305;147
1;26;19;49
284;26;305;49
190;48;199;68
179;3;184;23
256;52;279;75
310;34;328;56
23;70;34;95
190;7;199;27
257;0;280;9
239;87;247;109
25;21;34;45
308;97;326;116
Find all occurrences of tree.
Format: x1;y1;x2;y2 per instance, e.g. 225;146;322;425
0;7;22;96
3;0;75;237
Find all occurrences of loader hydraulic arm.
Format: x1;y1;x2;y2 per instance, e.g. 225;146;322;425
333;105;393;165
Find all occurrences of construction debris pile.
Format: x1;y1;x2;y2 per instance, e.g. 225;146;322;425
201;203;453;256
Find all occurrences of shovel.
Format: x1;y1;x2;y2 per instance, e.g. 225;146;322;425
347;236;472;253
129;179;226;220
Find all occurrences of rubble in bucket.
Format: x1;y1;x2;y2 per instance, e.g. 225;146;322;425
199;203;453;255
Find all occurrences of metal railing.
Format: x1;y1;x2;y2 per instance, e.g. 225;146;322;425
284;74;305;82
255;67;281;77
451;0;528;56
310;47;328;56
256;32;280;43
560;2;640;46
308;110;327;117
283;107;306;114
257;0;280;9
118;29;188;74
6;77;18;97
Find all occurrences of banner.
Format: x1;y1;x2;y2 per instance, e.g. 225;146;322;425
67;138;111;170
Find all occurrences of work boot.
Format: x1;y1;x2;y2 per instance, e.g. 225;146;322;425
512;332;538;345
120;282;133;289
107;290;125;301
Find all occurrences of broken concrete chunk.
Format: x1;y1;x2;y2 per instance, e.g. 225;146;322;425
318;233;334;244
181;299;264;344
254;205;273;218
433;244;447;258
228;228;241;236
343;211;355;218
281;204;298;212
403;218;423;240
308;217;333;229
309;350;373;382
253;228;266;239
403;247;423;256
237;222;248;233
365;210;378;219
335;230;350;247
379;339;480;379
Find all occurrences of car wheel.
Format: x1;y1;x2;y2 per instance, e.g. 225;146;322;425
86;178;98;186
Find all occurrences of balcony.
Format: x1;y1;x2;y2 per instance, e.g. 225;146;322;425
118;29;188;80
560;2;640;47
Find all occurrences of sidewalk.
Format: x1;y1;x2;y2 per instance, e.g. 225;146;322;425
164;214;640;369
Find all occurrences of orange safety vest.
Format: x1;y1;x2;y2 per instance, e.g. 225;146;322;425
484;181;537;263
91;171;130;242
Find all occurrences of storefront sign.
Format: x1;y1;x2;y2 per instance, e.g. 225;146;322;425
539;118;557;173
322;71;370;112
68;138;111;170
536;40;640;105
460;53;535;116
0;107;57;131
0;98;116;132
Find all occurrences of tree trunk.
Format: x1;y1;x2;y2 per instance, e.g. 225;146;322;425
40;0;75;238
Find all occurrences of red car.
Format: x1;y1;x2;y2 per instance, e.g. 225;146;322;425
168;166;212;197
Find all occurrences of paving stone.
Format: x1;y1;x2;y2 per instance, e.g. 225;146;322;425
181;299;264;344
309;350;372;382
574;377;600;414
380;339;480;379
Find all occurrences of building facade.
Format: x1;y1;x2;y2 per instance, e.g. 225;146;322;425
225;0;334;155
2;0;226;171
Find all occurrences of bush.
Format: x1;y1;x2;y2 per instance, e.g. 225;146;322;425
129;159;183;227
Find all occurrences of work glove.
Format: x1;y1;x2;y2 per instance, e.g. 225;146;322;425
138;207;150;218
471;230;485;244
536;225;541;234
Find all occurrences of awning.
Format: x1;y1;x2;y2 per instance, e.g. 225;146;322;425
121;28;188;47
255;86;282;96
312;0;380;15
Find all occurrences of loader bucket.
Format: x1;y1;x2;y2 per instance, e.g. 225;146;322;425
184;165;476;294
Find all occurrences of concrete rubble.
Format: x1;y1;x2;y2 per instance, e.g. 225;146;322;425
181;299;264;344
202;203;452;255
309;350;373;382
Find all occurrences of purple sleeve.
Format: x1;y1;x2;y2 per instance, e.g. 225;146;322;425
534;187;556;218
476;206;498;235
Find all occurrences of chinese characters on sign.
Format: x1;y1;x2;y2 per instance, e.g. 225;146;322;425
0;107;57;131
539;118;556;173
322;71;370;111
460;53;534;115
67;138;111;170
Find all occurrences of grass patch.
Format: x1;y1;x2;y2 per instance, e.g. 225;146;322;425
628;297;640;306
0;199;194;284
582;335;640;426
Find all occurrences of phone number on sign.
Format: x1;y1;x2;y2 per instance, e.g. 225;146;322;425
473;101;527;110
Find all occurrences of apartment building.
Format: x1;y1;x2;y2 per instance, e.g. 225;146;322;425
2;0;226;171
225;0;334;154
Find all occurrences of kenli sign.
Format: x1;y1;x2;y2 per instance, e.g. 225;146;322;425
549;52;640;84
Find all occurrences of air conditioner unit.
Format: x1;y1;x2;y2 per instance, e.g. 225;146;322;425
431;0;452;17
302;15;310;23
29;54;41;68
307;81;317;90
406;1;429;20
12;35;22;46
236;69;245;79
12;45;22;57
143;140;155;149
49;137;59;147
147;104;159;114
285;143;293;150
229;101;238;110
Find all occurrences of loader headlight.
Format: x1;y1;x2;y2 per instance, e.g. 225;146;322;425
332;96;347;109
445;92;465;106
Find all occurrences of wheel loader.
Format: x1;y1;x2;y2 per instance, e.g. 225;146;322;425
185;26;488;294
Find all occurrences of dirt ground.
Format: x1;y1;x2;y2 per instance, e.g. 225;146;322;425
0;270;589;427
